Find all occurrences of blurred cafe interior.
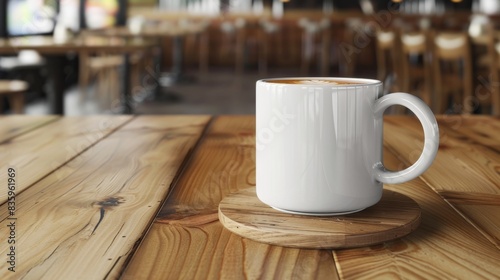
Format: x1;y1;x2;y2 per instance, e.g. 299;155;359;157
0;0;499;115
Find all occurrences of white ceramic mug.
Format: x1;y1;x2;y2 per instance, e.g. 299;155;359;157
256;77;439;215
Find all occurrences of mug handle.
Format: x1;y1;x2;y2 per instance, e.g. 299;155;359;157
373;93;439;184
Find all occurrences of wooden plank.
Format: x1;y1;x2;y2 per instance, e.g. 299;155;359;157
0;115;58;143
159;115;257;217
442;198;500;249
385;117;499;194
123;116;500;279
0;116;132;205
122;115;340;279
383;116;500;249
0;115;210;279
334;150;500;279
124;217;338;279
437;115;500;151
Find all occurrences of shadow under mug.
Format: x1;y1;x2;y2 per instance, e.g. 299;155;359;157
256;77;439;216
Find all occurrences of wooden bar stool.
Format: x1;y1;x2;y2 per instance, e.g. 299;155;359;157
468;15;491;68
376;28;402;93
258;18;281;75
0;80;28;114
400;31;433;109
489;34;500;115
468;17;500;115
432;32;473;114
339;18;364;77
219;18;247;74
298;18;330;76
319;18;332;77
196;20;211;76
173;18;211;77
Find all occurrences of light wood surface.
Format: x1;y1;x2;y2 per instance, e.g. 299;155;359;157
0;115;210;279
124;115;500;280
0;115;57;143
385;116;500;250
0;115;499;279
0;116;132;205
86;25;207;38
0;36;156;54
219;188;421;249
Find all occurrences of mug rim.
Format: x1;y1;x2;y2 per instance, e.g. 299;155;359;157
258;77;382;87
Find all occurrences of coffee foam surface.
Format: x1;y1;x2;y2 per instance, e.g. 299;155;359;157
288;79;341;85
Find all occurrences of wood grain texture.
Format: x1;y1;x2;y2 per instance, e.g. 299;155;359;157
0;116;210;279
0;115;58;143
123;115;341;279
219;188;421;249
383;116;500;249
123;216;339;280
0;35;155;54
437;115;500;152
439;190;500;249
386;116;499;194
159;115;257;217
334;150;500;279
0;116;132;205
125;115;500;279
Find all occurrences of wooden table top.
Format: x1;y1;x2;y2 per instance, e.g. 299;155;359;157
0;115;499;279
85;24;207;38
0;35;156;54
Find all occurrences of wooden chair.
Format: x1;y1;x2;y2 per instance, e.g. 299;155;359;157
0;80;28;114
0;51;47;101
79;49;147;111
432;32;473;114
399;31;433;109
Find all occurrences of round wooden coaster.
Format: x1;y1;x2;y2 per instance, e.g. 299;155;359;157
218;188;421;249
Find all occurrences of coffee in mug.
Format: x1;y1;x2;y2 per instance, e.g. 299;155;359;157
267;78;362;85
256;77;439;215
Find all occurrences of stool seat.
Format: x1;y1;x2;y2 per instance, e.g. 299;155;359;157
0;80;28;114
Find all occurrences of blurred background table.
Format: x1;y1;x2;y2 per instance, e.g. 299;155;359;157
0;35;155;114
0;114;498;279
